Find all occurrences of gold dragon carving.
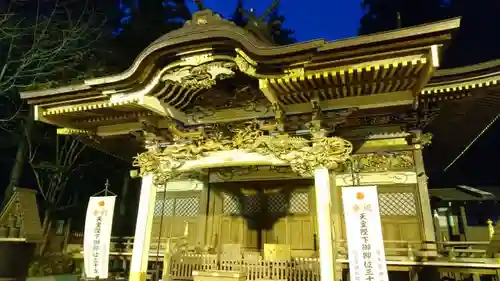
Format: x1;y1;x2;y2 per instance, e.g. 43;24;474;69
133;123;353;183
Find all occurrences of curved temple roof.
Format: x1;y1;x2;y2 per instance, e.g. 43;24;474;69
424;60;500;171
18;10;500;170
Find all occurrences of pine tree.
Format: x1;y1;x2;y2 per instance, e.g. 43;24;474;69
358;0;500;66
231;0;247;27
112;0;192;68
440;0;500;66
230;0;295;45
267;7;296;45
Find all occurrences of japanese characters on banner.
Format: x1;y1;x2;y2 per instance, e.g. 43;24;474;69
342;186;389;281
83;196;116;279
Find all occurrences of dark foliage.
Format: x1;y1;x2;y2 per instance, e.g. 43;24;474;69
358;0;500;67
230;0;296;45
267;7;296;45
359;0;448;35
110;0;192;69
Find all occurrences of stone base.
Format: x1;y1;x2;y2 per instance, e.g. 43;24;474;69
0;242;35;281
128;272;146;281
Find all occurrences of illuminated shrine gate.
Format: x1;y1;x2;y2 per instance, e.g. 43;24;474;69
22;6;500;281
215;180;315;254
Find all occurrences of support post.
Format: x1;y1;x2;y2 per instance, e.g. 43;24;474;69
314;167;337;281
459;206;468;240
329;171;342;280
197;178;210;248
413;147;437;254
129;174;157;281
162;239;173;281
433;210;443;249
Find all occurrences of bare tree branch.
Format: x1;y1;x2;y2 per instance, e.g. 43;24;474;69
29;134;88;210
0;0;106;95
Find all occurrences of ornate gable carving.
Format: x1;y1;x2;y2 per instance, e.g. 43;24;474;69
134;123;353;182
162;60;237;90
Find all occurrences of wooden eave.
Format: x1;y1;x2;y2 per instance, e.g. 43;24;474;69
18;13;463;146
20;14;460;103
36;96;157;134
429;188;487;201
23;85;101;106
421;60;500;173
266;53;430;106
421;59;500;101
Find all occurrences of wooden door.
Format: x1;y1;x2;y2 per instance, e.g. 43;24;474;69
218;192;259;249
264;190;315;257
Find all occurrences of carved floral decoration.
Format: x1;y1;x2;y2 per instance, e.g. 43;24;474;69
133;123;353;183
162;60;237;90
343;151;415;173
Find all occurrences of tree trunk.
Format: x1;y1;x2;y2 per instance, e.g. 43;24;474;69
38;209;52;255
119;172;130;218
2;108;34;209
62;218;72;253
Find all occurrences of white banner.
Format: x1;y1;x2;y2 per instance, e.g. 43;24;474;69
83;196;116;279
342;186;388;281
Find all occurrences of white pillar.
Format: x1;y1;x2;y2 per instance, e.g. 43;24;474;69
314;167;337;281
130;174;157;281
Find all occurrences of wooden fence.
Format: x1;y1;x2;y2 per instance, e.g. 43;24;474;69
168;254;320;281
68;233;493;263
68;233;500;281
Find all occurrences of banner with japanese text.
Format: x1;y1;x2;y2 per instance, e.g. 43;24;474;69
83;196;116;279
342;186;388;281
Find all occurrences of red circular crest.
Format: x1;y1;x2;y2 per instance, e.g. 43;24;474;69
356;192;365;200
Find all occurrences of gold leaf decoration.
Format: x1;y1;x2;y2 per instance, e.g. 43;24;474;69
162;61;237;90
343;151;415;173
133;123;353;182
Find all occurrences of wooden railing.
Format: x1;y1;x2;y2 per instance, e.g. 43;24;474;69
160;252;500;281
67;235;496;264
169;254;320;281
66;233;500;281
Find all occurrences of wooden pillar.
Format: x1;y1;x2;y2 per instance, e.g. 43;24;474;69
433;210;443;246
409;268;419;281
205;184;218;249
129;174;157;281
212;188;224;252
197;178;210;248
314;167;338;281
413;147;436;250
459;206;468;240
446;203;454;240
162;239;173;281
330;171;342;280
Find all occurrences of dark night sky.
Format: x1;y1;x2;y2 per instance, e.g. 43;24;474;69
431;118;500;187
186;0;364;42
